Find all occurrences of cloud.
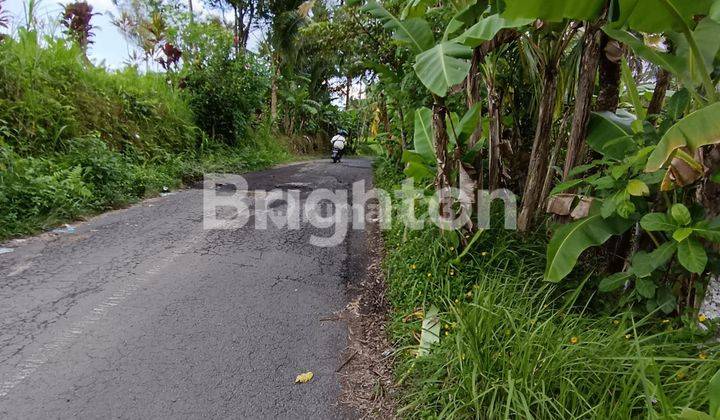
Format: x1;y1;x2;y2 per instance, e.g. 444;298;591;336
86;0;120;14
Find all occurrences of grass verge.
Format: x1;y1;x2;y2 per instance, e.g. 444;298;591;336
374;157;720;419
0;136;291;241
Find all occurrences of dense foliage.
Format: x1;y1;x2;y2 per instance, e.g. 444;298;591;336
179;21;271;144
354;0;720;317
376;157;720;418
355;0;720;417
2;0;719;416
0;16;289;240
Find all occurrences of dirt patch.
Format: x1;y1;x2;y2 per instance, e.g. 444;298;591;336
337;206;397;418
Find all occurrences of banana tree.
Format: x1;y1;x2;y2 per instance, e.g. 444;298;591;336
359;0;535;218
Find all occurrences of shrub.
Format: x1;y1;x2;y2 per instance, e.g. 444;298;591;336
0;29;287;240
373;158;720;419
183;50;270;145
0;145;92;237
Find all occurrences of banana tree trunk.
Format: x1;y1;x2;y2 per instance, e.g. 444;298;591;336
379;93;391;139
397;106;407;151
466;48;483;149
518;66;559;232
487;79;502;190
648;68;671;117
563;23;602;180
541;109;572;207
699;145;720;322
433;97;452;217
596;34;622;112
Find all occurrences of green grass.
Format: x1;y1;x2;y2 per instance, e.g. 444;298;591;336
0;135;292;241
374;158;720;419
0;31;292;241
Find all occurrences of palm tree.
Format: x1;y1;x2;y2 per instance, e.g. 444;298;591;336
267;0;312;123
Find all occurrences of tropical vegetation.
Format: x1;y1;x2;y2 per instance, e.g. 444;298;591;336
1;0;719;417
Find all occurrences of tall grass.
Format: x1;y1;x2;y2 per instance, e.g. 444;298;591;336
0;30;291;240
0;30;197;157
374;158;720;419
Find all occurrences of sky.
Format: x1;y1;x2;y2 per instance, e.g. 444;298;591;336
3;0;360;104
3;0;264;68
6;0;134;67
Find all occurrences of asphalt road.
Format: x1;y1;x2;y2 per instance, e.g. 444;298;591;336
0;158;374;419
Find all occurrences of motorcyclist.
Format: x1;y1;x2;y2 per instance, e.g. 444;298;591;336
330;129;347;162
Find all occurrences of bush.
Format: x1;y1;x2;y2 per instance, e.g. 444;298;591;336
0;29;288;240
0;146;90;236
182;46;270;145
0;30;197;158
373;158;720;419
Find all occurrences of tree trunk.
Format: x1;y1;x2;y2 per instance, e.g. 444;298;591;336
518;66;559;232
271;63;279;122
397;105;407;150
242;2;255;50
563;22;602;180
345;75;352;109
701;145;720;217
433;97;452;216
233;5;240;56
379;93;392;142
596;33;622;112
487;79;502;190
541;109;572;208
466;48;483;149
648;68;671;117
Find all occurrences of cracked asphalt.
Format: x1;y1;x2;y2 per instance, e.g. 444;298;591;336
0;158;374;419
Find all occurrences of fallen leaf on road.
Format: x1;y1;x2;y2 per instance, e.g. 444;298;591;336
295;371;313;384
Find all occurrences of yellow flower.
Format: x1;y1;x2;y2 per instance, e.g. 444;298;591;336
454;299;460;304
427;272;432;278
661;319;670;324
676;371;686;380
466;291;472;298
570;337;579;345
625;334;632;340
699;314;708;323
410;264;416;270
450;270;455;276
449;246;455;251
612;320;620;325
481;252;488;256
699;352;708;360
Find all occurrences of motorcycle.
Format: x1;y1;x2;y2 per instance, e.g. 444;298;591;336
331;146;343;163
331;139;345;163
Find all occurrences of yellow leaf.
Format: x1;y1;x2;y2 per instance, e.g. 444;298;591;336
626;179;650;197
295;371;314;384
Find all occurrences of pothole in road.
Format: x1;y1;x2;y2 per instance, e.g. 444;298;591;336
274;182;314;191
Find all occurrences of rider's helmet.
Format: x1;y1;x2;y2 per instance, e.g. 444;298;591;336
338;129;348;136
